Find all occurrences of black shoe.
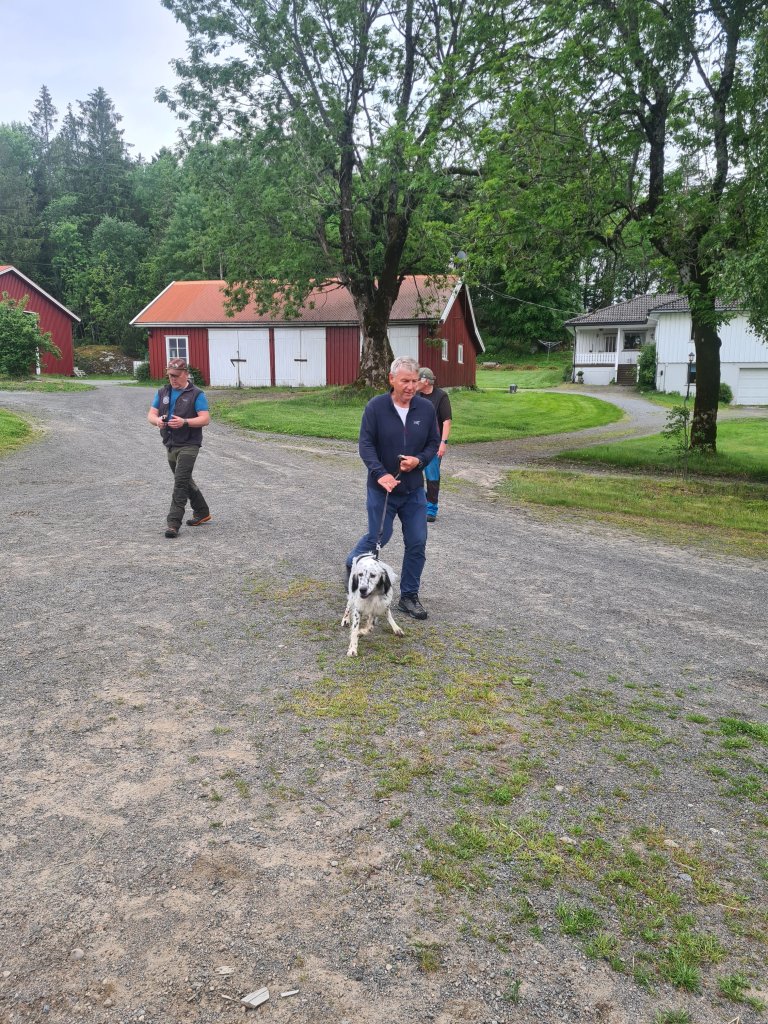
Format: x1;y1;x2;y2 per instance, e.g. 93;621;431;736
186;513;212;526
427;514;436;523
165;525;180;538
398;594;428;620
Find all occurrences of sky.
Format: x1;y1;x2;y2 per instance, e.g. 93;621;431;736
2;0;191;158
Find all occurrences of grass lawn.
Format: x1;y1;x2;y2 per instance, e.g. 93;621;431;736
497;469;768;557
0;376;94;393
0;409;34;455
559;418;768;482
476;350;572;390
213;387;623;442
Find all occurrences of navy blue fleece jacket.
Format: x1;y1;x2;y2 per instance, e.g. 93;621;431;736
358;392;440;493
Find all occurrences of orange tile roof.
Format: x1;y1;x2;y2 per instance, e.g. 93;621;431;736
132;275;459;327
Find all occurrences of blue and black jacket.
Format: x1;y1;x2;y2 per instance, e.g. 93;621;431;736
358;393;440;493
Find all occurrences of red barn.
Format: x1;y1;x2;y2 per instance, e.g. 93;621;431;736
130;276;483;387
0;266;79;377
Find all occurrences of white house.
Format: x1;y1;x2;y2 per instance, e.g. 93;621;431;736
565;294;768;404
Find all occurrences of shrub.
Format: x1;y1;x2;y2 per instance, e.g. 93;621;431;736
719;382;733;405
0;293;61;377
637;343;657;390
562;364;573;382
187;366;206;386
134;361;151;382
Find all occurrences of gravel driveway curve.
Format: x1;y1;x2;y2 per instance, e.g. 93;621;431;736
1;382;766;1024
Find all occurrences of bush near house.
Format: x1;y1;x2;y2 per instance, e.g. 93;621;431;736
0;293;61;378
637;343;657;390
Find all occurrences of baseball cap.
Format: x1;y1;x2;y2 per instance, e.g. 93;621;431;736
418;367;435;382
166;358;189;372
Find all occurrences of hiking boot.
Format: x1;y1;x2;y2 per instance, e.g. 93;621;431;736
427;514;436;523
186;513;212;526
165;525;180;538
398;594;428;620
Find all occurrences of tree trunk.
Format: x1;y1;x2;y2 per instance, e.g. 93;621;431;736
356;303;395;389
690;316;721;452
347;271;403;389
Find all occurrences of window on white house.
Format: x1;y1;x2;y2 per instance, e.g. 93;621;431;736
166;336;188;362
441;339;448;361
603;334;617;352
623;332;644;350
457;343;464;364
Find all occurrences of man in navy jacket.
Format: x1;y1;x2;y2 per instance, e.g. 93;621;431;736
346;356;440;619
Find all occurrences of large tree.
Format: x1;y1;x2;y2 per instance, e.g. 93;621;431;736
159;0;513;386
507;0;765;450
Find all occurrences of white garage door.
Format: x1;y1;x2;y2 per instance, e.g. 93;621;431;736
736;368;768;406
208;329;271;386
274;328;326;386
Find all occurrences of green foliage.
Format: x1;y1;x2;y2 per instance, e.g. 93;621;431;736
0;293;61;378
134;361;151;382
157;0;516;385
718;382;733;405
660;405;692;474
637;344;657;391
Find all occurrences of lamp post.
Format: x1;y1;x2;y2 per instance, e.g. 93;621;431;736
686;351;695;401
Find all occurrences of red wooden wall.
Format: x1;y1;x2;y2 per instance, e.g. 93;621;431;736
326;325;360;385
148;327;211;383
418;291;478;388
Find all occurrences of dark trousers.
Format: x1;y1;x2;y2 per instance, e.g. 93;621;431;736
347;485;428;596
166;446;209;527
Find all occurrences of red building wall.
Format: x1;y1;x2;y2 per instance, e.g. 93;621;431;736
418;291;478;388
326;325;360;385
148;327;211;383
0;270;75;376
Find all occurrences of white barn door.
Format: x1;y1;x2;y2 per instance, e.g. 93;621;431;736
209;329;271;386
274;328;326;386
388;326;419;362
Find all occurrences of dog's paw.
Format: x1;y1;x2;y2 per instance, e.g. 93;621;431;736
346;645;358;657
392;624;405;636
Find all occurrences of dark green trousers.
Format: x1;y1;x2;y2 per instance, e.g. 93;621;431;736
166;446;209;528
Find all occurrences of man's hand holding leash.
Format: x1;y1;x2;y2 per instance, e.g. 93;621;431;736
378;456;418;493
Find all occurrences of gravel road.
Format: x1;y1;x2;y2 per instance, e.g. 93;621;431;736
1;382;765;1024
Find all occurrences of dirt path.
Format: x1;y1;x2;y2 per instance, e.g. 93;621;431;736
1;383;766;1024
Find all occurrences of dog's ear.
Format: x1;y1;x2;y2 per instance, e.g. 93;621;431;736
350;573;359;593
379;570;391;594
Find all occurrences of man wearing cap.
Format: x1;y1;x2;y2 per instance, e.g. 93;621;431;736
416;367;452;522
148;358;212;538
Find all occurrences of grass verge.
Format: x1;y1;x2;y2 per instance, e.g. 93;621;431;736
559;418;768;482
0;408;35;455
214;388;623;442
0;375;94;392
495;470;768;558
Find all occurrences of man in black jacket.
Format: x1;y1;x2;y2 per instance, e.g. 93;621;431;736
346;356;440;619
148;358;211;538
